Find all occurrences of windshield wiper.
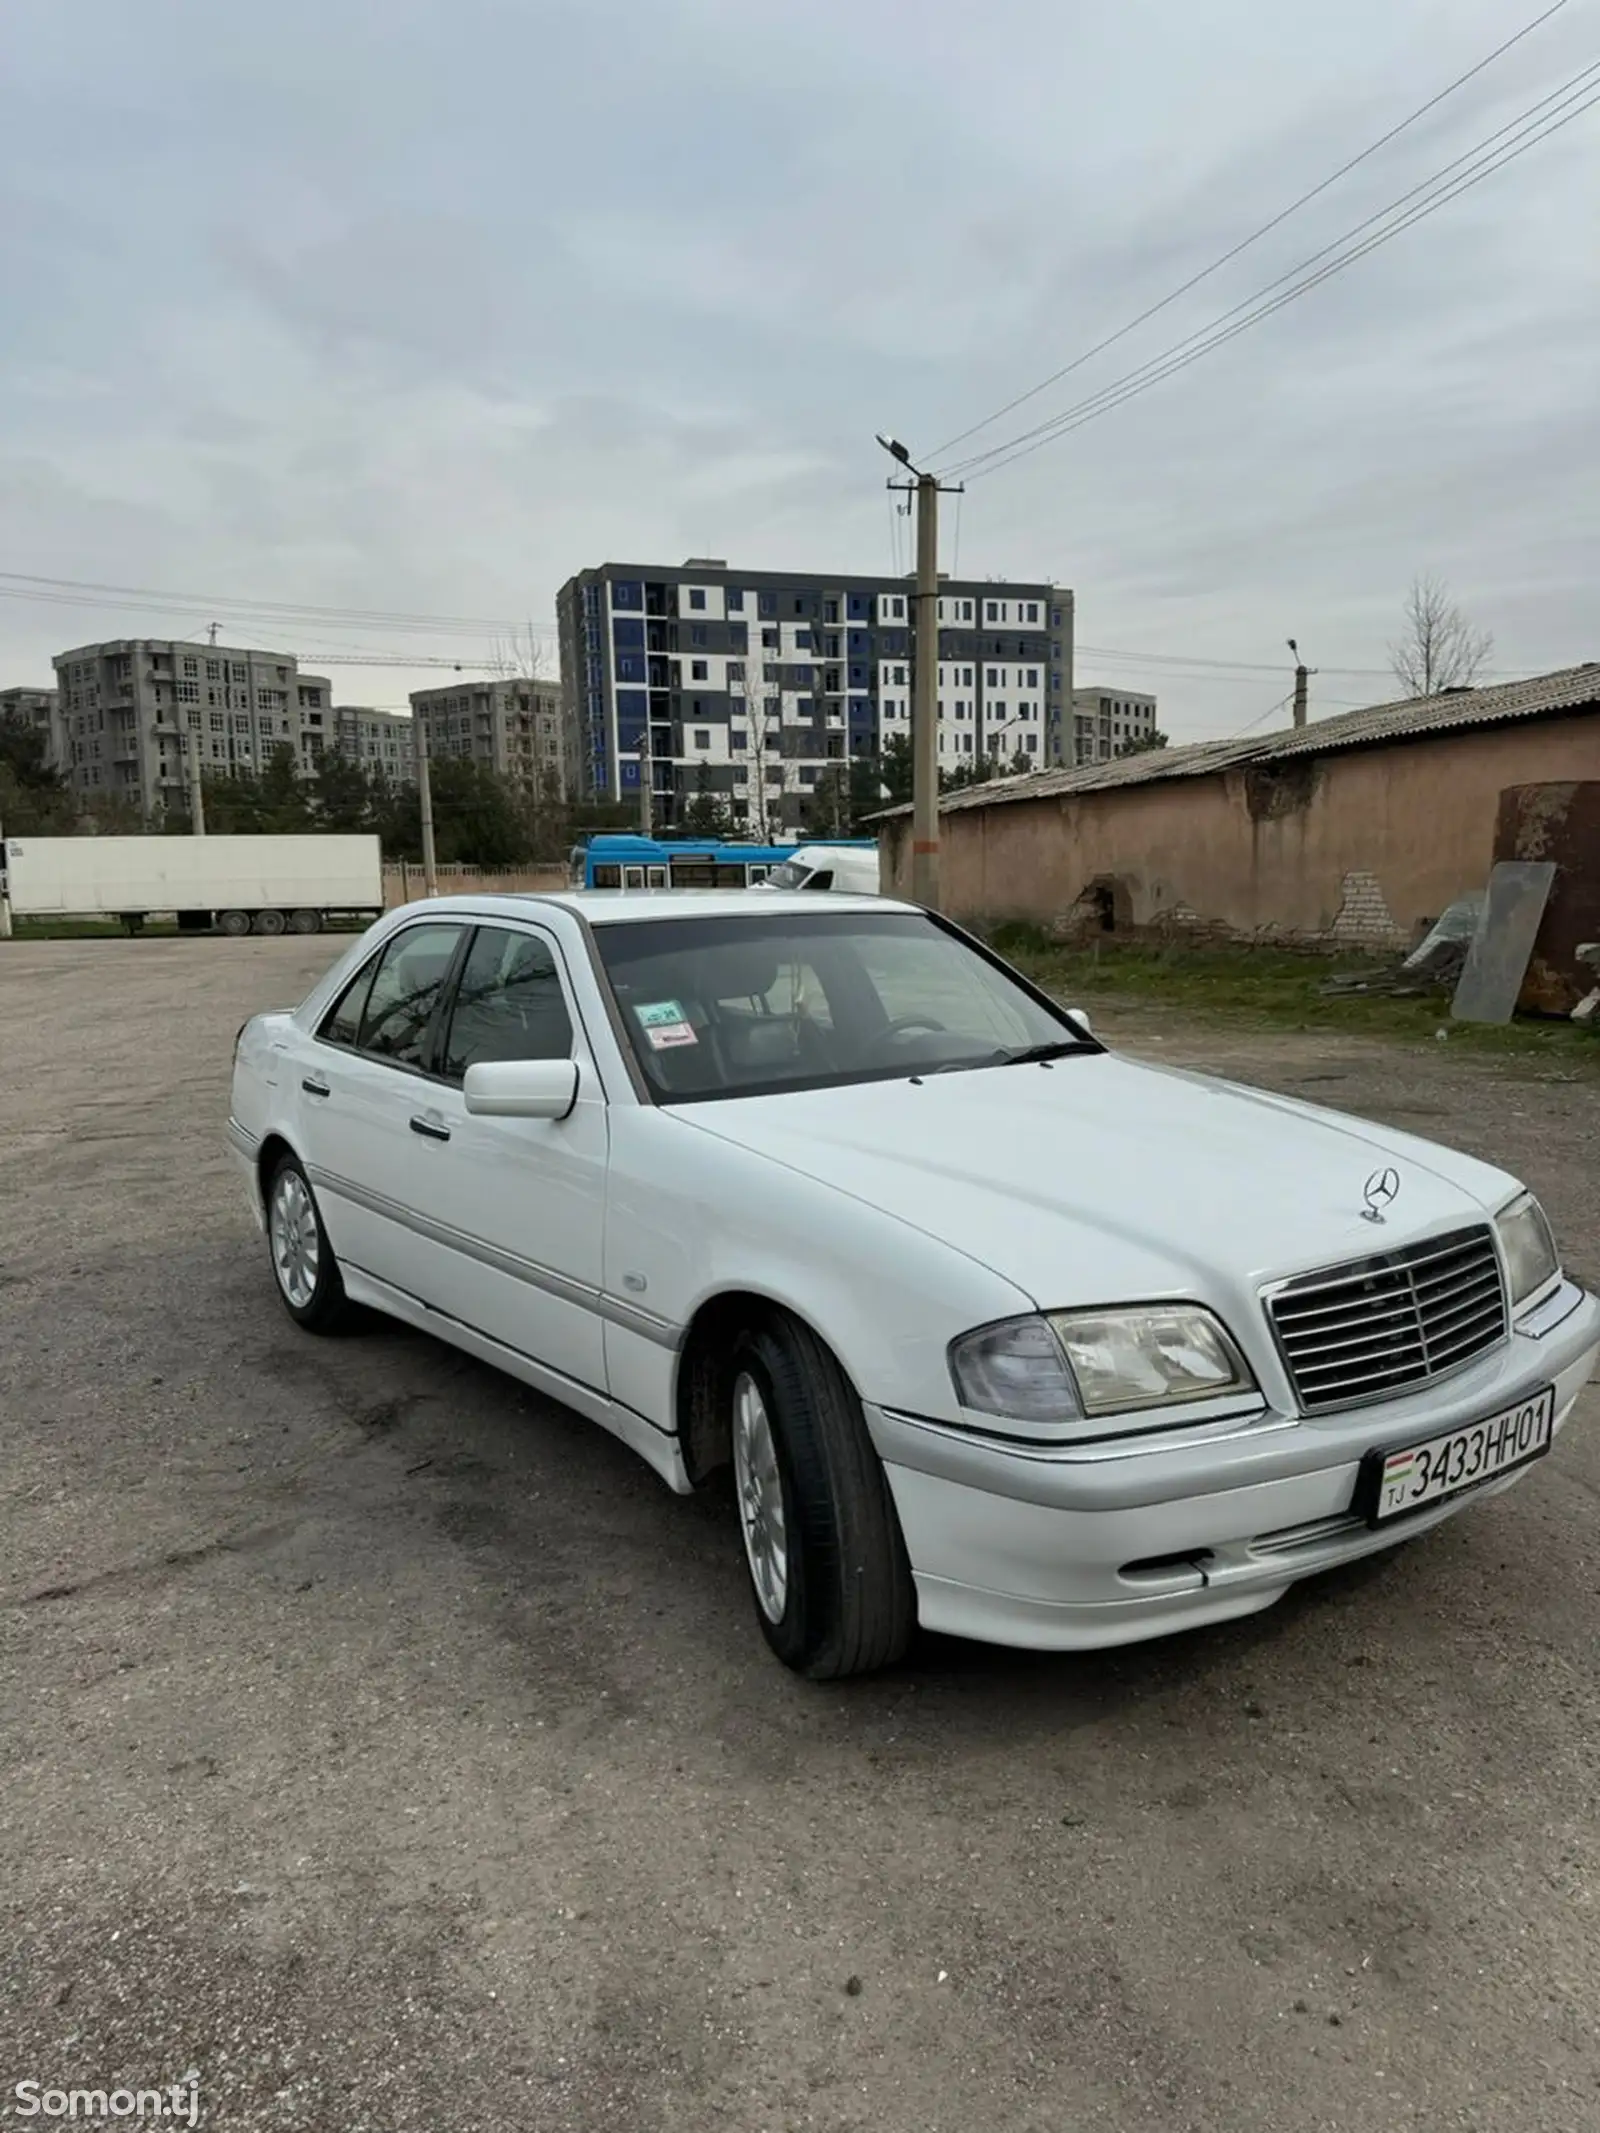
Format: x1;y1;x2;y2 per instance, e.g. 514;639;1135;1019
992;1038;1094;1066
913;1036;1092;1080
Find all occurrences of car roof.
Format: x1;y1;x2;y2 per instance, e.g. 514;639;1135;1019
397;889;915;925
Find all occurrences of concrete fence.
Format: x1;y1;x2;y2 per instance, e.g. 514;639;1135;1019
383;862;569;907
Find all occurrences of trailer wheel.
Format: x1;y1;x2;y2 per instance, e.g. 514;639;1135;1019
252;909;287;936
218;910;251;938
287;908;323;935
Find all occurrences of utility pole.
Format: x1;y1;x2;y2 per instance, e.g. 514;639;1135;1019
1288;638;1311;728
185;722;207;835
0;793;11;940
414;715;438;896
878;435;962;910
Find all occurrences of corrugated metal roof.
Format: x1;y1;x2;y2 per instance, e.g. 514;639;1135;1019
873;663;1600;820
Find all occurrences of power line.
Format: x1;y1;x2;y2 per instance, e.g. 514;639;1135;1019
0;570;544;638
1076;641;1396;677
927;0;1574;465
950;65;1600;477
944;65;1600;480
1226;689;1297;739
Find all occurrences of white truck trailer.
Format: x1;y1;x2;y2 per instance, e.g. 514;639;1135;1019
0;834;384;936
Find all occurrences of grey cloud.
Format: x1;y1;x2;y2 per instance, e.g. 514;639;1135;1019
0;0;1594;726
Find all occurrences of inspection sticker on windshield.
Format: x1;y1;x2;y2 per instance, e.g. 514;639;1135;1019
634;999;698;1050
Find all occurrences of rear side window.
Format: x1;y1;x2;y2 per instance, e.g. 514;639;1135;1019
440;927;574;1080
356;924;464;1067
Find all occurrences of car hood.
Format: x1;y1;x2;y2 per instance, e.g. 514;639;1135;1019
678;1054;1518;1314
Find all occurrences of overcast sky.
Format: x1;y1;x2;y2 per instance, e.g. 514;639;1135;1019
2;0;1595;739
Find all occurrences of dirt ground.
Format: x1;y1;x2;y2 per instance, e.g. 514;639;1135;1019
2;938;1598;2133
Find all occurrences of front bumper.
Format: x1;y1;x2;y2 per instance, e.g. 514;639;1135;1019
868;1283;1600;1651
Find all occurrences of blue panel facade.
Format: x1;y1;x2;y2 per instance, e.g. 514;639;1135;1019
556;558;1071;828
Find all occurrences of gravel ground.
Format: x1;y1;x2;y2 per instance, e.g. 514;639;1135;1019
2;937;1597;2133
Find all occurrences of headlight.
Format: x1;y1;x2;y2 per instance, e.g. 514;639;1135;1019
949;1304;1256;1440
1048;1305;1255;1416
1496;1192;1559;1308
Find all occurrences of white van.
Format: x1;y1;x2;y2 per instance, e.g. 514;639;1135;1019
760;845;881;895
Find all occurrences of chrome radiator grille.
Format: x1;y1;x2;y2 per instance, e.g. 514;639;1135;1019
1267;1224;1507;1412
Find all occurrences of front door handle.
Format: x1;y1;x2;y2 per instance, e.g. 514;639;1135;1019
301;1076;330;1099
409;1116;451;1143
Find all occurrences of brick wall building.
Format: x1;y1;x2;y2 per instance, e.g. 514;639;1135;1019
878;667;1600;949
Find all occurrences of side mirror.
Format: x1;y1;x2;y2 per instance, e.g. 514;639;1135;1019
463;1057;580;1121
1065;1007;1092;1037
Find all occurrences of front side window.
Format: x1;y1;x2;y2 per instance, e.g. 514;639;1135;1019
354;924;464;1067
320;958;377;1047
595;912;1093;1103
441;927;573;1080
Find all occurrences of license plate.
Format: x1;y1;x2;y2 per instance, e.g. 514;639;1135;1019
1358;1386;1556;1526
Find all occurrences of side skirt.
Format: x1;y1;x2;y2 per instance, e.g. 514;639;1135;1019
342;1261;692;1495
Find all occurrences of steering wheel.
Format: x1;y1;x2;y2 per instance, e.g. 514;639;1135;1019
869;1014;949;1057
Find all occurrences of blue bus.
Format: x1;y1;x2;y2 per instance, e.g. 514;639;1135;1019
569;834;875;891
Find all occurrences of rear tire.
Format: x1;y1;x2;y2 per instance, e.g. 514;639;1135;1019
728;1314;913;1680
218;909;251;938
265;1153;350;1333
252;908;286;936
287;907;323;935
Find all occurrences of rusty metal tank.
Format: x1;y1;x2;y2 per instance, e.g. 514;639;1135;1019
1494;782;1600;1014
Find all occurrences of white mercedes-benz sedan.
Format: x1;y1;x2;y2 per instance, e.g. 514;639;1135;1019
228;891;1599;1678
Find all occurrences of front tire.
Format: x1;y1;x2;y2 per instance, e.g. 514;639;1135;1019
266;1154;349;1333
728;1315;913;1680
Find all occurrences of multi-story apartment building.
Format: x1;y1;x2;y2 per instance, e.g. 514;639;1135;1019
408;677;568;794
331;704;415;785
557;559;1075;830
0;685;61;749
1070;686;1159;764
49;641;331;820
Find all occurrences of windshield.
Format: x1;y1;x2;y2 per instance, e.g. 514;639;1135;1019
766;859;813;889
594;910;1095;1103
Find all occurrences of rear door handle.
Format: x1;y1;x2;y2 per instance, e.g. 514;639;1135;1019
409;1116;451;1143
301;1077;330;1099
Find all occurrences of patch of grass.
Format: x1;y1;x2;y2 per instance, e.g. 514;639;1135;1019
1001;936;1600;1073
10;916;183;940
7;915;367;941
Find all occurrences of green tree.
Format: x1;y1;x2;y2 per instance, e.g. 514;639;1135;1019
191;743;314;835
879;733;914;806
521;765;572;860
1115;729;1169;757
847;753;889;829
313;750;376;832
942;755;998;794
0;714;75;833
805;764;852;837
679;761;734;838
428;758;533;867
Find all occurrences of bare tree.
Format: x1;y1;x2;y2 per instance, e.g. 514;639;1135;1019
732;656;780;840
486;620;548;686
483;620;568;845
1388;575;1494;698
